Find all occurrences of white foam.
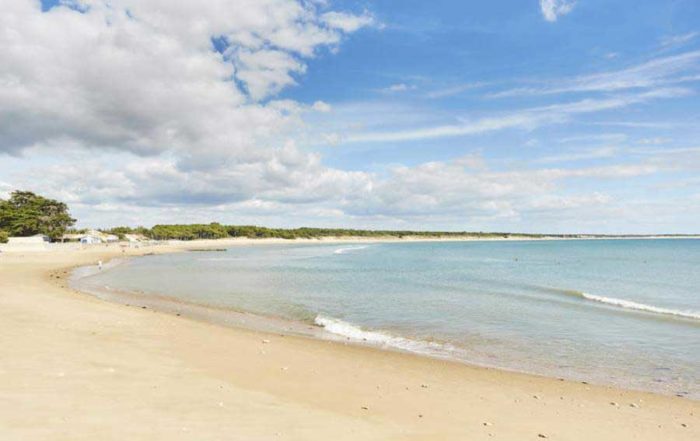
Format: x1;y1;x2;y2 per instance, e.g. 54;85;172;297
333;245;369;255
580;292;700;320
314;315;457;357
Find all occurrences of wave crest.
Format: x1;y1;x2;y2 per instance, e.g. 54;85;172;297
333;245;369;255
314;315;456;356
549;288;700;321
577;292;700;320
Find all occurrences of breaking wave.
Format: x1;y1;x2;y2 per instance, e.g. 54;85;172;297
562;289;700;321
314;314;458;357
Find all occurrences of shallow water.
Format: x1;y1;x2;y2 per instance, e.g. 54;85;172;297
76;239;700;398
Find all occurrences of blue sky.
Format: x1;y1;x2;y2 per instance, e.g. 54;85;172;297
1;0;700;233
286;0;700;169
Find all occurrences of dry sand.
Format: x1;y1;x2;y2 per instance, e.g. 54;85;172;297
0;239;697;440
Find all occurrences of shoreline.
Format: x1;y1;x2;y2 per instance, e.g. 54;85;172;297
69;254;512;378
1;238;698;440
3;233;700;255
68;247;699;400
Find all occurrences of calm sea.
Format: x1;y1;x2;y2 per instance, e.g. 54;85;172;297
75;239;700;398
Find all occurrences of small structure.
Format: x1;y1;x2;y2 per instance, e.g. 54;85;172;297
80;235;103;245
63;230;124;245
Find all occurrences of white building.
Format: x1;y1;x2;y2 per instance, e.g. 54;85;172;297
80;235;103;244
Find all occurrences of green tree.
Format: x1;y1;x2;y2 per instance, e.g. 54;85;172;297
0;191;76;241
0;230;8;243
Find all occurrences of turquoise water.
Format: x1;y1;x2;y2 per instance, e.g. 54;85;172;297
78;239;700;398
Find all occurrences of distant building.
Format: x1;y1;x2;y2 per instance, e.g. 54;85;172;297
80;235;103;244
62;230;129;244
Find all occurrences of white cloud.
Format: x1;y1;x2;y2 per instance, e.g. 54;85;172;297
557;133;627;144
424;82;489;99
490;50;700;98
0;0;371;157
312;101;332;113
234;49;307;100
342;87;687;144
8;141;695;233
322;11;374;33
345;112;541;143
535;147;618;164
637;137;671;145
335;159;657;224
589;120;679;129
659;32;699;49
380;83;416;93
540;0;576;22
0;0;384;223
528;193;611;210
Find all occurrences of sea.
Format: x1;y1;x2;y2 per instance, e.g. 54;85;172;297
73;239;700;398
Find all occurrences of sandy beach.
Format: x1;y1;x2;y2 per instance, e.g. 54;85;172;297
0;239;697;440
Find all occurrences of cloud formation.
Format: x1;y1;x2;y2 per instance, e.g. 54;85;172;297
322;11;375;33
659;32;699;49
0;0;369;157
539;0;576;22
342;87;688;143
490;51;700;98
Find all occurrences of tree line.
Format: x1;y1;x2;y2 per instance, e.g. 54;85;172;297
3;190;629;244
103;223;555;241
0;190;556;244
